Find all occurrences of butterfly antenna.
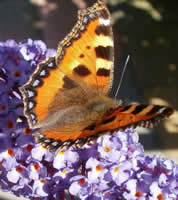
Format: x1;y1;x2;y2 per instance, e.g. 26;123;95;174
114;55;130;99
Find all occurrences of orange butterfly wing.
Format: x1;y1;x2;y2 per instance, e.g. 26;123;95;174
20;57;66;128
56;0;114;94
34;104;173;150
20;0;113;130
81;104;173;140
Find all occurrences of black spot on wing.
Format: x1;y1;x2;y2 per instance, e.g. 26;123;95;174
96;68;110;77
84;124;96;131
100;9;109;19
95;25;110;36
119;105;132;112
102;116;116;125
62;76;77;89
131;105;148;115
162;107;174;117
73;65;91;77
95;45;113;61
146;105;163;115
79;54;84;58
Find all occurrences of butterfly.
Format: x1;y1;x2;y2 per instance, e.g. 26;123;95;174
20;0;173;151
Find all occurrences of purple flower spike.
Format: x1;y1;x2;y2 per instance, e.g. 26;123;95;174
0;39;177;200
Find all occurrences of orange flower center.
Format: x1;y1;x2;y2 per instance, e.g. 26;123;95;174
33;163;40;171
16;167;24;173
114;167;119;173
104;145;110;152
78;178;85;185
157;193;164;200
8;148;14;156
135;191;142;197
6;121;13;129
96;164;103;172
24;128;32;135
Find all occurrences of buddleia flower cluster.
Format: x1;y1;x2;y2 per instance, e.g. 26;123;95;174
0;39;177;200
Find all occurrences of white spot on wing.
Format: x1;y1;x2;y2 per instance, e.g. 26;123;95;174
40;70;46;76
30;113;35;120
32;119;36;125
159;107;166;113
27;90;34;98
89;14;95;19
80;25;85;31
52;141;59;146
74;33;79;39
44;139;51;143
66;42;71;47
99;18;110;26
83;16;88;24
48;62;54;68
32;80;40;87
28;101;34;109
39;134;44;139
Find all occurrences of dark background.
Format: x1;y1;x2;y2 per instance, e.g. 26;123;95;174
0;0;177;158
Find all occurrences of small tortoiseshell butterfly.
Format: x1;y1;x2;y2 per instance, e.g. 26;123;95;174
20;0;173;151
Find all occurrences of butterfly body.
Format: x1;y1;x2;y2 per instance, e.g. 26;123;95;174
35;82;119;138
20;0;173;151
